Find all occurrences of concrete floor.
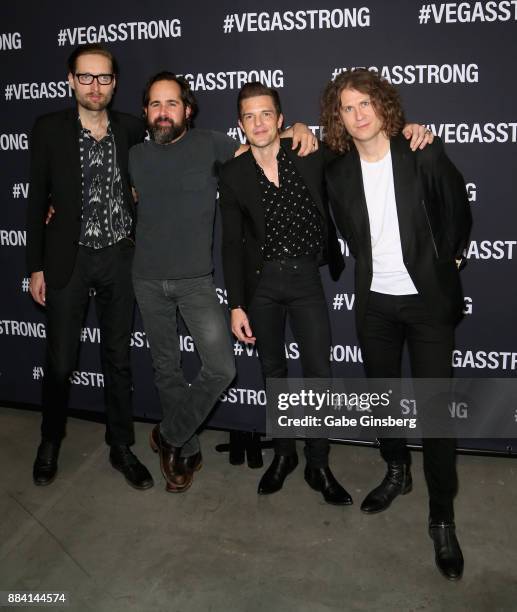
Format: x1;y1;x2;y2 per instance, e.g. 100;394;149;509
0;406;516;612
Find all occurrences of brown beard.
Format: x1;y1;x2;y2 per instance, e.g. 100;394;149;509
148;117;187;144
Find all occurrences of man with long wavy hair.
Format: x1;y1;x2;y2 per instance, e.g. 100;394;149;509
322;68;471;580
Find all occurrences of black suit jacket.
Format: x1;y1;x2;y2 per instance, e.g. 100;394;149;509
26;108;145;288
219;138;344;310
325;134;472;331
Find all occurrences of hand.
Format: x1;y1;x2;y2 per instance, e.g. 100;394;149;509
30;271;46;306
235;144;250;157
291;123;318;157
131;188;138;203
231;308;256;344
402;123;434;151
455;257;466;270
45;205;55;225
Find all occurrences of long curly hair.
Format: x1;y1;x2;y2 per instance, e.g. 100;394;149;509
321;68;405;153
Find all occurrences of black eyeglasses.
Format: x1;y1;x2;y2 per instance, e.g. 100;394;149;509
75;73;114;85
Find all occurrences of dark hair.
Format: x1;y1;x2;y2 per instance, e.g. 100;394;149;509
237;82;282;118
320;68;405;153
142;71;198;123
67;43;118;76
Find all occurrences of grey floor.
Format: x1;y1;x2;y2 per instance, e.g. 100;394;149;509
1;406;516;612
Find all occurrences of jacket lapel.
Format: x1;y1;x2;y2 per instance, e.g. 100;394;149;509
390;134;417;258
63;109;82;206
109;111;128;177
238;150;266;245
346;147;372;264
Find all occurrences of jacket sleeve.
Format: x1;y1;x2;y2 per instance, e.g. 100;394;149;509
421;139;472;258
219;173;247;310
26;117;50;273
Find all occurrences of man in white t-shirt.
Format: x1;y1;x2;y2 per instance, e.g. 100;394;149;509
322;69;471;581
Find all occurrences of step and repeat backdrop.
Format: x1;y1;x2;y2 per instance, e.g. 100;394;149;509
1;1;516;451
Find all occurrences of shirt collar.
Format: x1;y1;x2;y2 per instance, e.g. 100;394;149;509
77;115;112;138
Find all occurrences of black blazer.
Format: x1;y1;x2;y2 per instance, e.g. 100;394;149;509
219;138;344;310
325;134;472;331
26;108;145;288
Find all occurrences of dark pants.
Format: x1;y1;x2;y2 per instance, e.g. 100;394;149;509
133;274;236;457
249;258;331;468
359;291;458;521
42;240;136;446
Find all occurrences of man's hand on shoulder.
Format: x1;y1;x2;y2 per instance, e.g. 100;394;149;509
30;271;46;306
231;308;256;344
281;123;318;157
403;123;434;151
234;144;249;157
45;205;56;225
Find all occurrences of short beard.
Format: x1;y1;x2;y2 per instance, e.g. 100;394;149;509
149;118;186;144
76;92;111;112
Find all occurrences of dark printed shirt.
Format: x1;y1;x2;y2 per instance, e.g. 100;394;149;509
78;121;132;249
255;147;323;260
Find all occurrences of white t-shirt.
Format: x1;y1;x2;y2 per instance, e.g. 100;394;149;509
360;150;418;295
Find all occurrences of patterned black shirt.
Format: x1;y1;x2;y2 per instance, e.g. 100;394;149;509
255;147;323;260
78;121;132;249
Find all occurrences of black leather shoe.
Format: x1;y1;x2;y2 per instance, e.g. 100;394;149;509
33;440;60;486
429;520;464;581
361;462;412;513
110;445;154;490
304;466;353;505
258;454;298;495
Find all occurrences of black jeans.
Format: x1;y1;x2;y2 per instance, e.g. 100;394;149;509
249;258;331;468
41;240;135;446
359;291;458;521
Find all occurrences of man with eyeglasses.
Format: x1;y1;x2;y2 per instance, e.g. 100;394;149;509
26;43;153;490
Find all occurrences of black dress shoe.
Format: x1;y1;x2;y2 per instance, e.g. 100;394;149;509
110;445;154;490
258;454;298;495
360;462;412;513
304;466;353;505
429;520;464;581
33;440;60;486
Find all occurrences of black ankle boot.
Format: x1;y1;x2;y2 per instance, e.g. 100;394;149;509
360;462;412;513
429;519;464;580
258;454;298;495
33;440;61;486
245;432;263;469
304;466;353;505
229;431;246;465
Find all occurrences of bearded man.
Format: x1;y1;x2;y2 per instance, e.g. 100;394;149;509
129;72;317;493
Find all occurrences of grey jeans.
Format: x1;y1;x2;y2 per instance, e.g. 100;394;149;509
134;274;235;456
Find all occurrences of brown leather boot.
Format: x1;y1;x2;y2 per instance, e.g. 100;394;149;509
172;451;203;492
149;425;188;491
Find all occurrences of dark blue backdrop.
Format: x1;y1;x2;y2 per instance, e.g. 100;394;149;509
1;1;516;452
